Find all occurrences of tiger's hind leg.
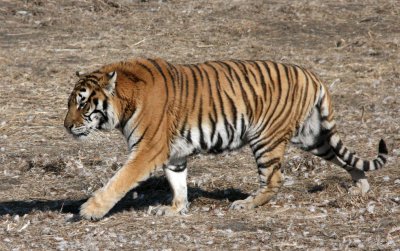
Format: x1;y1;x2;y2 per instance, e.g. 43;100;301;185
348;168;369;195
152;160;189;216
230;139;287;210
303;139;370;195
291;106;370;195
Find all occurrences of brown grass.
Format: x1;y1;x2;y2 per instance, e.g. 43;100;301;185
0;0;399;250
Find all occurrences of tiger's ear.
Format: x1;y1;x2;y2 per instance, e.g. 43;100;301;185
104;71;117;94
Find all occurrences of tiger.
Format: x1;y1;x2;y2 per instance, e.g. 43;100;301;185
64;58;388;220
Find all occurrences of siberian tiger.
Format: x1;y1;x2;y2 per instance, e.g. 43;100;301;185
64;58;388;220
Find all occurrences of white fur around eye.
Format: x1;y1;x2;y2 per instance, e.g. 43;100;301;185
76;89;90;108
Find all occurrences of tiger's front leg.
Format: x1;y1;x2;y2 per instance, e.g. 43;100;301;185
80;146;167;220
153;160;189;216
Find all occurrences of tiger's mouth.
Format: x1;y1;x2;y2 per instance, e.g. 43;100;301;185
69;125;92;140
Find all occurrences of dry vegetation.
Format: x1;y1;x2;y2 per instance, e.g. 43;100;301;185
0;0;399;250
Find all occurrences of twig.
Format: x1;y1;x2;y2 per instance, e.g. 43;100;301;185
361;106;365;123
133;39;146;46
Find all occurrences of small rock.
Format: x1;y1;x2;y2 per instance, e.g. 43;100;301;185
367;201;375;214
201;206;210;212
284;176;295;186
16;10;29;15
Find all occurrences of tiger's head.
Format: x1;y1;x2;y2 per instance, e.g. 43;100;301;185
64;71;120;139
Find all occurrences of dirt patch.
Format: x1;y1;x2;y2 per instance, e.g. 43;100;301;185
0;0;399;250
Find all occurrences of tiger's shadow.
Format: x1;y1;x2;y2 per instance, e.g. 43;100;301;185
0;176;248;218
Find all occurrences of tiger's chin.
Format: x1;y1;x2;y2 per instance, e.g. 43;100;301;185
70;128;93;140
72;132;90;141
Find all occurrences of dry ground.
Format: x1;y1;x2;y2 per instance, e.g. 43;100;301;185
0;0;399;250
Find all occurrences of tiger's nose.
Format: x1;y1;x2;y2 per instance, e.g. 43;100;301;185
64;118;73;132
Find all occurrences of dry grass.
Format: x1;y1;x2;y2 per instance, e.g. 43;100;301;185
0;0;399;250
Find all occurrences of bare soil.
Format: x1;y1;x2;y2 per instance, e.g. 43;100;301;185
0;0;399;250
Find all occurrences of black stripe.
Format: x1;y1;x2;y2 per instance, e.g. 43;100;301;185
252;62;280;133
183;69;190;111
186;129;192;143
137;62;155;82
225;91;237;128
314;148;333;158
234;61;258;105
255;138;286;160
179;116;187;136
147;59;169;139
207;63;227;123
127;119;143;143
373;159;379;169
188;67;198;111
149;146;165;162
325;154;336;161
333;140;343;154
209;113;217;143
251;61;273;127
252;62;267;100
267;164;281;184
167;163;187;172
302;139;325;151
88;109;107;120
129;128;148;150
252;140;267;156
267;65;294;137
378;154;387;163
202;65;213;107
165;62;177;94
240;114;246;140
300;69;310;112
271;62;281;95
347;152;354;164
204;62;221;118
215;61;236;95
147;59;169;98
364;161;370;171
258;157;281;168
342;148;349;160
211;134;224;153
176;65;184;112
198;98;208;150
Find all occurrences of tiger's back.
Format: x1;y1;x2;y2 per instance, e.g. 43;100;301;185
167;60;321;159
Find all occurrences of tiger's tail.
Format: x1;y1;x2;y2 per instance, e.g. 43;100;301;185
328;135;388;171
318;83;389;171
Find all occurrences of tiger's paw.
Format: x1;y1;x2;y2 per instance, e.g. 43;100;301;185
150;205;188;216
349;179;370;196
80;197;110;221
229;199;256;210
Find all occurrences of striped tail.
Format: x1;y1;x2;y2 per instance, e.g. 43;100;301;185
329;134;388;171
